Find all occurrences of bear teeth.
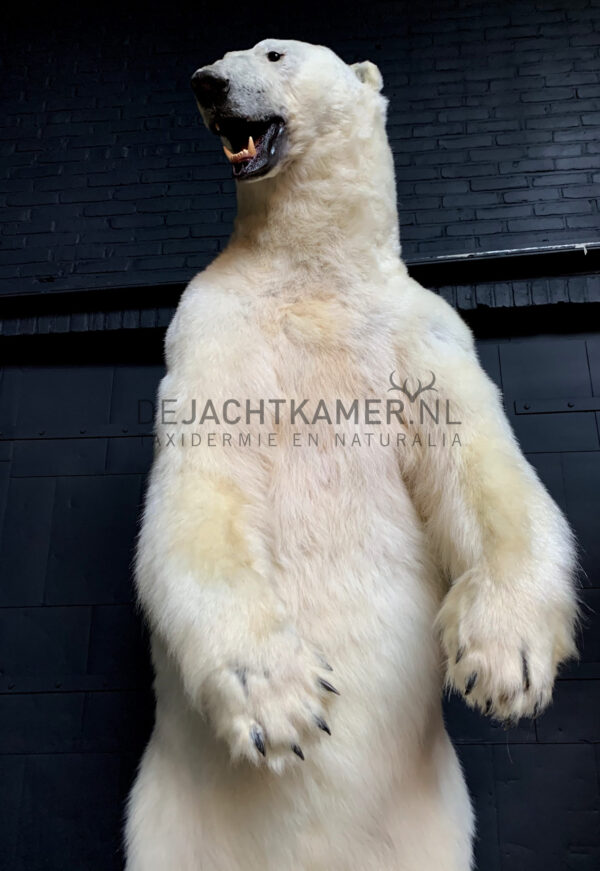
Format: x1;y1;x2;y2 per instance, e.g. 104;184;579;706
223;135;257;163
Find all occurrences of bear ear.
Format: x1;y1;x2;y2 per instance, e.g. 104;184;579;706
351;60;383;92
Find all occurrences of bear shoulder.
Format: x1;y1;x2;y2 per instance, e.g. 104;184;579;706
397;275;475;357
163;270;256;375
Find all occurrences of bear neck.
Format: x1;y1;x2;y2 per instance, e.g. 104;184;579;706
228;114;404;281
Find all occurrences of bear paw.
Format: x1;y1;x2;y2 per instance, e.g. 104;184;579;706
436;570;576;724
203;630;338;772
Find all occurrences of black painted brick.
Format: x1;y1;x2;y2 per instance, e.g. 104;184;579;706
2;0;600;296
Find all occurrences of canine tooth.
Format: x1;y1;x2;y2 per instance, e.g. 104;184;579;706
248;135;256;156
215;122;220;131
223;144;252;164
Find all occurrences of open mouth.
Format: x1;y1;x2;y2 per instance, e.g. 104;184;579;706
212;116;286;181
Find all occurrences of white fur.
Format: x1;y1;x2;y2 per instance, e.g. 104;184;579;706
125;39;578;871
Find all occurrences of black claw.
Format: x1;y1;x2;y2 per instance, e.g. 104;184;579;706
235;667;248;693
521;651;530;692
317;654;334;672
464;672;478;696
251;725;266;757
532;702;540;719
315;715;331;735
455;646;465;664
292;744;305;760
484;698;492;716
319;678;340;695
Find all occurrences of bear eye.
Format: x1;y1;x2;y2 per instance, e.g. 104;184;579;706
267;51;283;62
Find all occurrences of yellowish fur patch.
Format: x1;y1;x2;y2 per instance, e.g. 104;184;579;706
282;294;350;348
166;473;254;579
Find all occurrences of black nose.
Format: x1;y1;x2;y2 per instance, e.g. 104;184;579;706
191;69;230;107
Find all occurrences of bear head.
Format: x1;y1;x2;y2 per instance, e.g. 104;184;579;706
191;39;386;184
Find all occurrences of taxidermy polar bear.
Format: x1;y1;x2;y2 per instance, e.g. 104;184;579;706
125;39;578;870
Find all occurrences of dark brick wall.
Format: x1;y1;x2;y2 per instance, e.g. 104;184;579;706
2;0;600;296
0;328;599;870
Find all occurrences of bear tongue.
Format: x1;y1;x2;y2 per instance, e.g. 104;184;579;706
223;135;257;164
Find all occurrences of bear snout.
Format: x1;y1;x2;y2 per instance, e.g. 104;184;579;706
191;68;230;107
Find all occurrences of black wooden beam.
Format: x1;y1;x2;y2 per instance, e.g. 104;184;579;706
0;245;599;332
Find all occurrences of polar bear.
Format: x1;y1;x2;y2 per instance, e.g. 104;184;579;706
125;40;578;871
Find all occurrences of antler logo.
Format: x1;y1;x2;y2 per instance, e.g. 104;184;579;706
388;370;437;402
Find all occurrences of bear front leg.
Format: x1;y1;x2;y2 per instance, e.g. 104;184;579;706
403;317;578;724
201;627;337;771
136;464;337;771
435;560;577;723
